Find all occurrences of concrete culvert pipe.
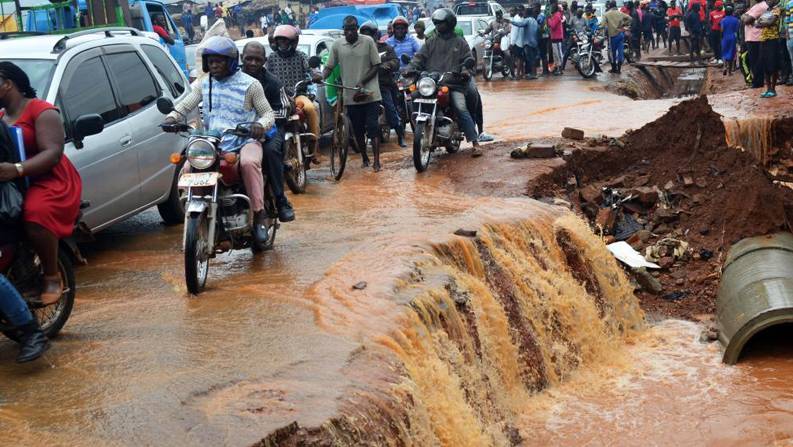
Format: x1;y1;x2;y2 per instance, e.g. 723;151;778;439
717;233;793;365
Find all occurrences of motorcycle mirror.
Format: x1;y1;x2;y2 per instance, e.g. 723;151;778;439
157;97;175;114
400;53;411;64
308;56;321;69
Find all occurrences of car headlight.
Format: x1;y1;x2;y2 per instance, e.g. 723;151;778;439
418;77;437;97
186;138;216;170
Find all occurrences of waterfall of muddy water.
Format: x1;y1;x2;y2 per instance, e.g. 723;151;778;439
722;116;774;165
299;211;646;445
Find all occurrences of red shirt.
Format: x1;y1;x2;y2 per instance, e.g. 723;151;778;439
709;9;725;31
667;6;683;27
152;25;169;40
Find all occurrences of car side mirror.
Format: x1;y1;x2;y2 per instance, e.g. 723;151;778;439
72;114;104;149
157;97;175;114
308;56;321;69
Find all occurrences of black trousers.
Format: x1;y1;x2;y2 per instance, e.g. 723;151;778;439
709;30;721;59
747;41;765;88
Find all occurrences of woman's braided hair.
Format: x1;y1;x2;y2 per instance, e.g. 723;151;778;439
0;61;37;99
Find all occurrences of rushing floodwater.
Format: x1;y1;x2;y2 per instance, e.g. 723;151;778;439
0;77;789;446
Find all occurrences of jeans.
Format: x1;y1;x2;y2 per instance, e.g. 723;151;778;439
551;40;564;70
450;85;479;143
786;38;793;79
0;274;33;327
380;86;402;131
264;129;287;206
610;32;625;64
538;38;549;73
524;45;538;75
709;29;721;59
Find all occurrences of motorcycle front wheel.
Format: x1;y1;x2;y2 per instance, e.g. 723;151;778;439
185;213;210;295
413;121;432;172
483;59;493;81
284;138;307;194
577;53;597;78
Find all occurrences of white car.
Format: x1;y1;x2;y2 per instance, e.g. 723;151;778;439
454;1;507;17
414;16;494;71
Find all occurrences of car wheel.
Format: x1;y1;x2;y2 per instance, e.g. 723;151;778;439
158;165;185;225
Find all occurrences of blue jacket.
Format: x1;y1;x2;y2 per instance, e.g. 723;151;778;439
386;35;422;67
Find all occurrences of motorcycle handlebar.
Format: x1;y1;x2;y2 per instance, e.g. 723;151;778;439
159;123;192;133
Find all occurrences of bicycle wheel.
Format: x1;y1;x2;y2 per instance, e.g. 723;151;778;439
330;113;349;181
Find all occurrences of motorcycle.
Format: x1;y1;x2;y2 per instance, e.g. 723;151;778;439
157;98;279;295
481;29;513;81
377;103;391;143
397;75;415;133
283;80;319;194
573;30;606;78
408;58;476;172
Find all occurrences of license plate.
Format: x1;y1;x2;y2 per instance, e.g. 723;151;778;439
178;172;219;188
414;98;437;104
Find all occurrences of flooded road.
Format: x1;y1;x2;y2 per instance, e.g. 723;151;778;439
0;77;789;446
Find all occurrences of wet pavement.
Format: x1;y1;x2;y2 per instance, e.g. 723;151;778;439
0;76;789;446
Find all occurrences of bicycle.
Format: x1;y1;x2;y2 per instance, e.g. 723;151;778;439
321;82;363;181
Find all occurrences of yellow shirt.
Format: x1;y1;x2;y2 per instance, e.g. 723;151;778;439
760;7;781;41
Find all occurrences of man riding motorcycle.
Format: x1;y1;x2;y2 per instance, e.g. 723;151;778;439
162;36;294;246
359;21;406;148
408;8;483;157
265;25;322;163
386;15;421;68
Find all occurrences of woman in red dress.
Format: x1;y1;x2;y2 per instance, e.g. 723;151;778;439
0;62;82;305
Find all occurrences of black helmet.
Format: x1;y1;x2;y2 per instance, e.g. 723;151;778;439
431;8;457;30
359;20;379;38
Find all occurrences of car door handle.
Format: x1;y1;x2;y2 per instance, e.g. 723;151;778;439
120;135;132;147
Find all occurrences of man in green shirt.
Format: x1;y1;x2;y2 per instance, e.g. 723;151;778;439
324;16;383;171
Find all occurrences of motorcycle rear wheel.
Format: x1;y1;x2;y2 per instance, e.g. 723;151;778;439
2;250;75;340
185;213;210;295
284;138;307;194
330;113;350;180
413;121;432;172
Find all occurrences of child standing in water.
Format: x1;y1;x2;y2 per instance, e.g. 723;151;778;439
720;5;740;75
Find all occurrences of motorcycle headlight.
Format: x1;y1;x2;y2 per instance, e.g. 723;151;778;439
186;138;217;170
417;77;437;97
484;40;493;49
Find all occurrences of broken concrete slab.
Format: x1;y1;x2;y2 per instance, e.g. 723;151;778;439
561;127;585;140
524;143;557;159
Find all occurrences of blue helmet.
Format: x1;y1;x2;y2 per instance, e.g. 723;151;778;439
201;36;239;74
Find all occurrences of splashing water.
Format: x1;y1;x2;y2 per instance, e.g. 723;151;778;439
723;116;774;165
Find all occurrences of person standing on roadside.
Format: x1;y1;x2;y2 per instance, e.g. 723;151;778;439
786;0;793;84
260;13;270;35
721;5;740;75
755;0;782;96
182;2;195;42
511;6;540;79
709;1;726;62
537;4;551;74
547;3;565;74
509;6;526;78
324;16;383;171
667;0;684;53
686;3;704;61
743;0;769;88
602;0;632;73
641;1;656;51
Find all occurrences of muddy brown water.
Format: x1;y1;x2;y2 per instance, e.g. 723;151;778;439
1;78;791;446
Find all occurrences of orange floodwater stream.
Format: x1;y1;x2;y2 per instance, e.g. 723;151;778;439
0;78;790;446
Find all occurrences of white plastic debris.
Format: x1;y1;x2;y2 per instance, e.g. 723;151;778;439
607;241;661;269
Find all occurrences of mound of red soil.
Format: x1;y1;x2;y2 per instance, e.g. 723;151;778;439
530;96;793;319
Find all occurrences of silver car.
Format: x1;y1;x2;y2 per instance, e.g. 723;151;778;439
0;28;190;233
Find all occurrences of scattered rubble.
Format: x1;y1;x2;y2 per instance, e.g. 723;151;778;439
561;127;585;140
511;143;558;159
529;96;793;319
352;281;368;290
454;228;478;237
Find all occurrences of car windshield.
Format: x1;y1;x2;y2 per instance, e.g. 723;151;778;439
0;59;55;99
456;4;489;15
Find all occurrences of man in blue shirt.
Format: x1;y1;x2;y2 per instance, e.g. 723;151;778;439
512;7;540;79
387;16;422;67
